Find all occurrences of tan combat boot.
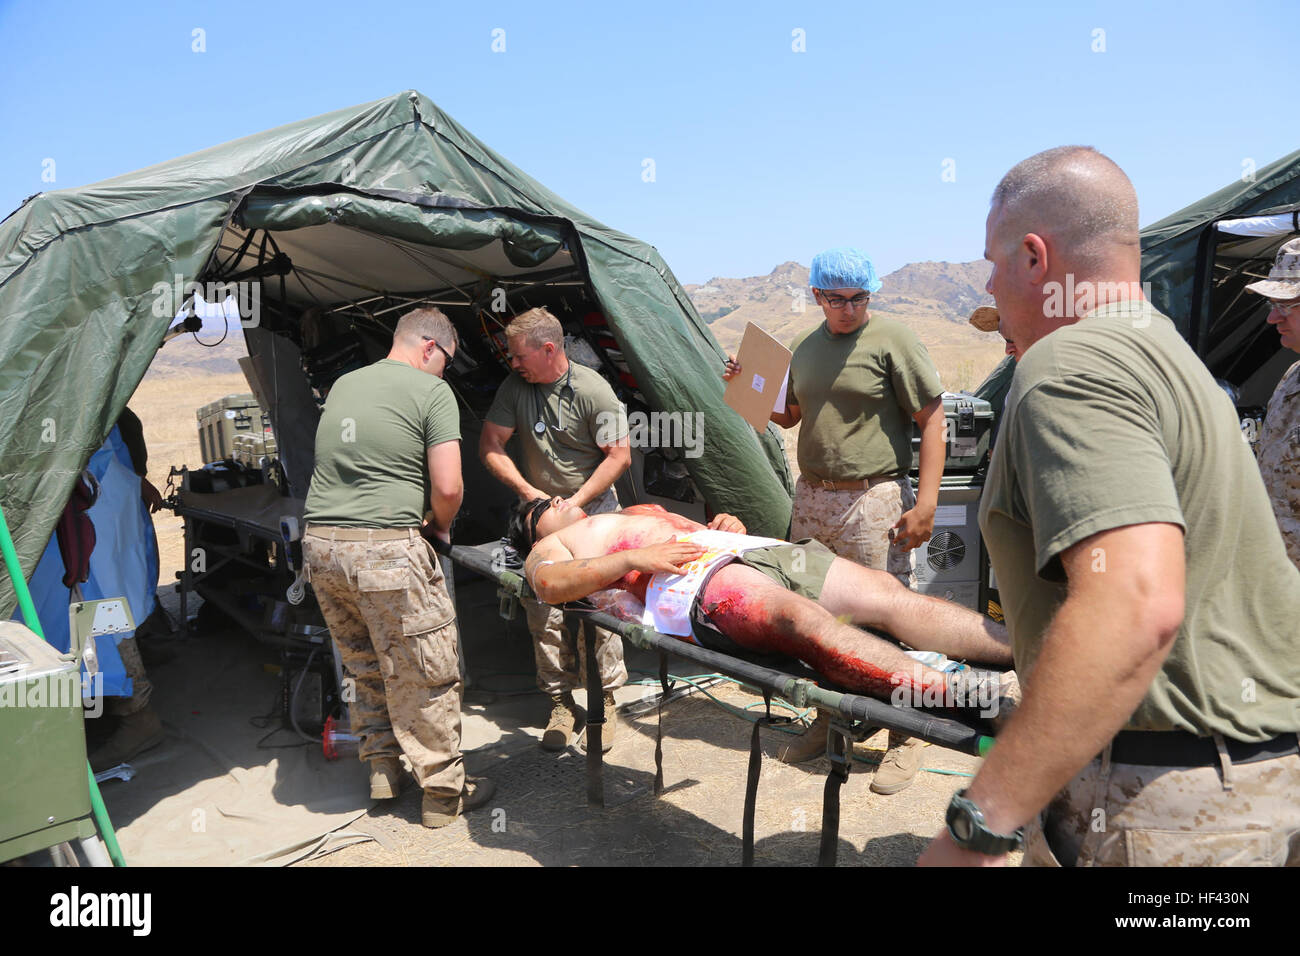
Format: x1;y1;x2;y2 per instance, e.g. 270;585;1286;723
870;732;924;795
422;777;496;828
580;691;618;753
368;755;406;800
541;691;578;751
775;710;829;764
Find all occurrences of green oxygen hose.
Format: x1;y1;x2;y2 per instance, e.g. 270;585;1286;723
0;496;127;867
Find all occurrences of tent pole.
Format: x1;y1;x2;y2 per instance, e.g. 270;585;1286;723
0;497;127;867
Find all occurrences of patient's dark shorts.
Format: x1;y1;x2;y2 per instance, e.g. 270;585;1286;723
690;538;838;654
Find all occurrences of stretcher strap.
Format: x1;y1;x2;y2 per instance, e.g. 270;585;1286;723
818;727;852;867
654;652;672;796
741;689;773;867
578;615;604;808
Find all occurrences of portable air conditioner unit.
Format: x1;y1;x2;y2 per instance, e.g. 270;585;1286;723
912;475;985;611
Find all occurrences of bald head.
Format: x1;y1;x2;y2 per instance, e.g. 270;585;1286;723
990;146;1139;275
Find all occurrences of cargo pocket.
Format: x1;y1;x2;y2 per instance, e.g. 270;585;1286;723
407;612;459;686
1123;828;1274;866
402;546;456;639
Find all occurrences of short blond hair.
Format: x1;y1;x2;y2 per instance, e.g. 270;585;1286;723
394;307;457;348
505;307;563;349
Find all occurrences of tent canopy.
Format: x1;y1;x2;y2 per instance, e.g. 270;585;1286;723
0;91;793;616
1141;148;1300;404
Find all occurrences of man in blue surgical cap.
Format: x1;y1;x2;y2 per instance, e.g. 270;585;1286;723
726;247;947;789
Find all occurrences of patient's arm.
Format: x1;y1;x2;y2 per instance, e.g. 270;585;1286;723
527;536;707;605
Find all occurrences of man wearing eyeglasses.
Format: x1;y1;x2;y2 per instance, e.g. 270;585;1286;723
725;247;947;788
1247;237;1300;569
303;307;492;828
480;307;632;753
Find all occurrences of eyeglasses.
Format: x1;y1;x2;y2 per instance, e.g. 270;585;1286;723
1269;299;1300;318
423;336;456;365
820;292;871;310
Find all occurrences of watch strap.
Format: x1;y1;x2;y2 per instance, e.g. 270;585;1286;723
946;789;1024;855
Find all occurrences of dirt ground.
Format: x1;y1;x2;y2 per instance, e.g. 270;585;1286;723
293;678;1003;868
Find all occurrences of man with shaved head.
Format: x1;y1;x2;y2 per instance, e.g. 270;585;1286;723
920;147;1300;867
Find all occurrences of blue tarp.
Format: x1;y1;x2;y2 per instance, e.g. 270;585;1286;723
16;426;158;697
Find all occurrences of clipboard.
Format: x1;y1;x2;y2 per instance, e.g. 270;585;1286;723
724;322;793;432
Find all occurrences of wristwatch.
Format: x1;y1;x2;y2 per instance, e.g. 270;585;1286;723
945;789;1024;855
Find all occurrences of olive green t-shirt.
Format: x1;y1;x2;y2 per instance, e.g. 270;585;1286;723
304;359;460;527
788;317;942;480
979;301;1300;740
485;363;628;497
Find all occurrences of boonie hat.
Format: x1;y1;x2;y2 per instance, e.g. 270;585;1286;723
969;305;999;332
1245;237;1300;300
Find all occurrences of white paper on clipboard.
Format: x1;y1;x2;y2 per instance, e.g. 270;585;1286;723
772;371;788;413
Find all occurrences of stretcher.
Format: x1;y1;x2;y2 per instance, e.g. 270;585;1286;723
447;540;999;866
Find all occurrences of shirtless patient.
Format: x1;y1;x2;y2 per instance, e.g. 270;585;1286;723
511;498;1013;704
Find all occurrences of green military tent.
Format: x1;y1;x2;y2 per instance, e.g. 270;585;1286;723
1141;147;1300;408
0;90;794;616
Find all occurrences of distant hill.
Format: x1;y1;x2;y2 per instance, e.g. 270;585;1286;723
140;258;1004;393
685;259;1004;391
874;260;994;321
144;326;248;379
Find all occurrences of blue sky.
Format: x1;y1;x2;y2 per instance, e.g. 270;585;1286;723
1;0;1293;285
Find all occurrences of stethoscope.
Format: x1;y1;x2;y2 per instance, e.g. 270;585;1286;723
532;365;576;435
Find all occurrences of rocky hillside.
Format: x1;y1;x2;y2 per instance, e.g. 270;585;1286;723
685;259;1004;391
874;260;994;320
687;259;993;327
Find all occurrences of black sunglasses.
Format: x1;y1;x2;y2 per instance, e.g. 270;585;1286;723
423;336;455;366
527;497;555;546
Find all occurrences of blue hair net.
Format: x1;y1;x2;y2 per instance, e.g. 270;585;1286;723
809;247;882;293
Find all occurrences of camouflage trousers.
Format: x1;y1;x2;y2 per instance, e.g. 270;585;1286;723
524;487;626;695
1023;740;1300;866
106;636;152;717
523;599;628;696
1258;359;1300;569
790;475;917;588
304;526;463;799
